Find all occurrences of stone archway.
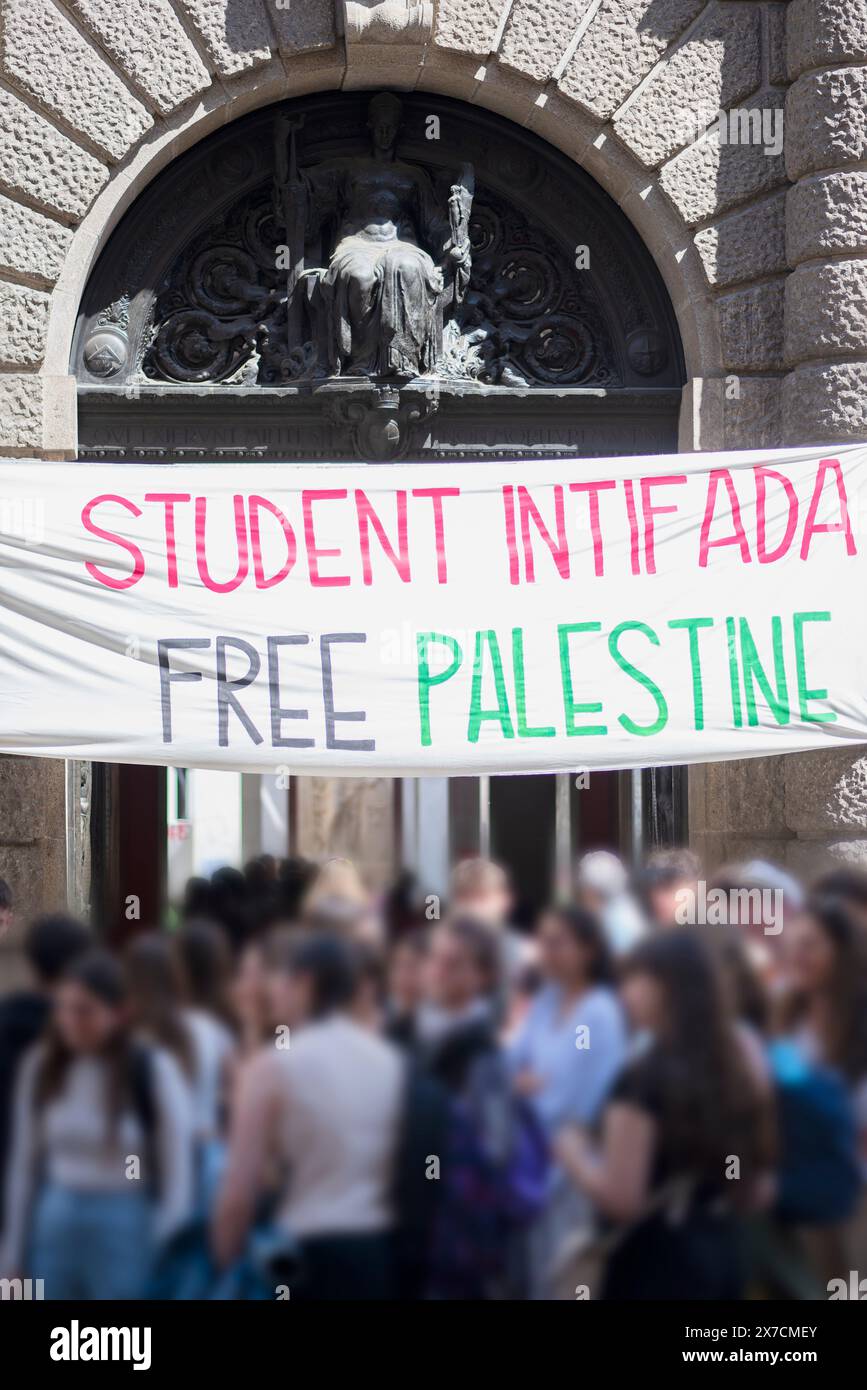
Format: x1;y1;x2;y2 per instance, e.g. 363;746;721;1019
2;0;745;467
67;79;689;912
2;1;866;921
71;89;685;457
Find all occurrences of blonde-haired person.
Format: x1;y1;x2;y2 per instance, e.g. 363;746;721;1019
301;857;385;947
303;858;368;912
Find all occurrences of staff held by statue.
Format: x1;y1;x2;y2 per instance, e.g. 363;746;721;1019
275;111;308;347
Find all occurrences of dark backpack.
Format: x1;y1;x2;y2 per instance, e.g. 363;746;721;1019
429;1051;549;1298
769;1039;861;1225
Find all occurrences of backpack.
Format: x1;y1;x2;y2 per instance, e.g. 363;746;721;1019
429;1051;549;1298
769;1039;861;1226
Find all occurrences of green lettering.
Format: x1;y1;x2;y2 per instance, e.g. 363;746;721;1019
668;617;714;731
417;632;462;746
558;623;607;737
726;616;743;728
512;628;555;738
609;621;668;737
739;616;789;726
793;611;836;723
468;630;514;743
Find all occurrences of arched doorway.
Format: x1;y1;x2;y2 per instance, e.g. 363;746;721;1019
71;90;686;927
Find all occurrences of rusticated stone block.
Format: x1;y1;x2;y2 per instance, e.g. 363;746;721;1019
787;0;867;81
785;259;867;367
558;0;704;121
719;837;796;870
269;0;336;54
67;0;210;114
786;67;867;182
176;0;274;75
0;374;42;452
0;0;152;161
614;4;762;169
766;3;787;87
0;755;58;842
787;171;867;267
659;89;787;226
702;754;788;836
0;283;50;367
781;361;867;445
694;191;787;288
722;376;783;450
0;88;108;219
435;0;507;56
499;0;594;83
785;750;867;836
0;196;72;285
718;279;786;372
0;833;68;922
785;836;865;882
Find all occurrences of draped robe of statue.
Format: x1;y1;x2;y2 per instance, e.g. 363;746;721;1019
301;157;455;378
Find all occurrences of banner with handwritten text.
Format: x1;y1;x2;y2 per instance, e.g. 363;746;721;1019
0;445;865;774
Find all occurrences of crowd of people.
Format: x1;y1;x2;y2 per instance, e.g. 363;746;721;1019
1;843;867;1301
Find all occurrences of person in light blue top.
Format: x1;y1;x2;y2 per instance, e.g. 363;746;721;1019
509;905;628;1296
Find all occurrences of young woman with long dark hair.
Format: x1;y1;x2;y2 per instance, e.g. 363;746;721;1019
127;930;235;1218
555;929;775;1300
173;922;236;1150
0;951;192;1298
126;933;195;1079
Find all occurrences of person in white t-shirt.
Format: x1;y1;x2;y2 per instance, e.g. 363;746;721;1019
213;933;404;1300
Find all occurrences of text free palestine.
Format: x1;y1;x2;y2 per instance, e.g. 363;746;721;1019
158;611;834;751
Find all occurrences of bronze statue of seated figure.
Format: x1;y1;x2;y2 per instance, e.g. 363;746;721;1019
276;92;474;381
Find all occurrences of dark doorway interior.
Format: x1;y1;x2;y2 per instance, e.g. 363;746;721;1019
491;775;555;926
92;764;166;942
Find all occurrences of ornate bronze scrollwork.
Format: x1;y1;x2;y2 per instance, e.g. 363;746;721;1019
139;93;625;393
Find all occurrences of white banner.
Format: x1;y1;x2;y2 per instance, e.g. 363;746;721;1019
0;445;866;776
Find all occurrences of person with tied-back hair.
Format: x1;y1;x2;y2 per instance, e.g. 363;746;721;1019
555;930;775;1300
213;933;404;1300
413;918;503;1091
0;951;193;1299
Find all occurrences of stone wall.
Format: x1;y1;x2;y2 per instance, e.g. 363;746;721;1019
692;0;867;874
0;1;865;910
0;0;800;460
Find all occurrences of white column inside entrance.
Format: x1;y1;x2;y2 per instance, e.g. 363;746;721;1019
242;773;289;861
191;769;242;876
402;777;449;897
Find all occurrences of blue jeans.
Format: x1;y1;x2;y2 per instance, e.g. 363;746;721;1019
29;1184;154;1300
